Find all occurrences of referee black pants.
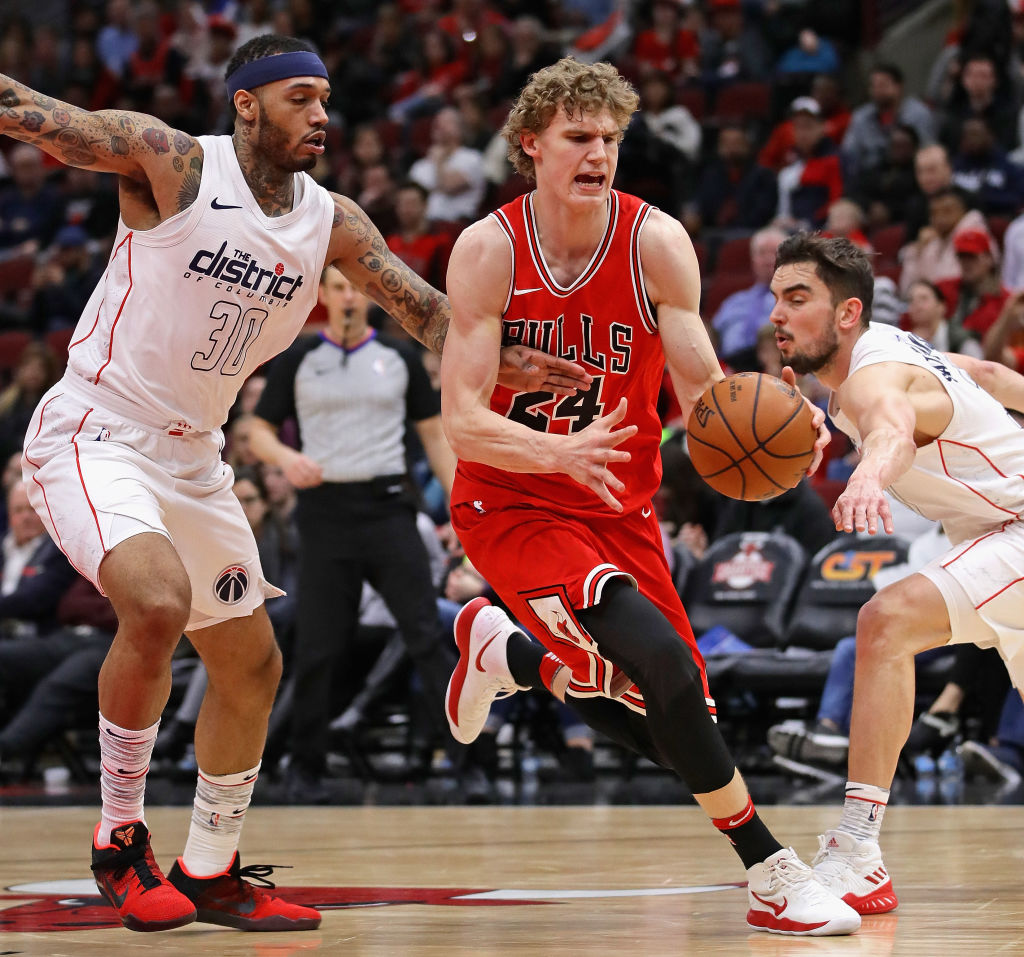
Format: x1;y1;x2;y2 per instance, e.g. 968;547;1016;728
289;479;455;773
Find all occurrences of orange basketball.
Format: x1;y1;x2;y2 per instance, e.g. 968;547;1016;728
685;372;817;501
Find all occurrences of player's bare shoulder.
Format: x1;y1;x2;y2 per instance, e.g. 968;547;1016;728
446;217;513;309
636;208;700;307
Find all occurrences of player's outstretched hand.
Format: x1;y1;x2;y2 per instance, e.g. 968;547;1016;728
781;365;830;476
563;397;637;512
832;473;894;535
282;449;324;489
498;345;593;396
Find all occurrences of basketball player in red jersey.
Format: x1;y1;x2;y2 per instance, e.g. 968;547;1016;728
0;36;583;934
440;58;858;937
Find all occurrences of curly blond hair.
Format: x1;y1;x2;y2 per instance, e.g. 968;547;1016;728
502;57;639;181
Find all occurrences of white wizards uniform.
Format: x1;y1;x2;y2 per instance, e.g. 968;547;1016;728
829;322;1024;686
23;135;334;629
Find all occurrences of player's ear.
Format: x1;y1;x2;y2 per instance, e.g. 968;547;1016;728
520;130;539;158
234;90;259;123
836;297;863;329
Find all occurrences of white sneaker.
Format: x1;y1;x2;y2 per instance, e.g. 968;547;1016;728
812;829;898;915
445;598;529;745
747;847;861;936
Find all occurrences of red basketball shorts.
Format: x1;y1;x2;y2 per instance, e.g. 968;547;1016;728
451;498;711;715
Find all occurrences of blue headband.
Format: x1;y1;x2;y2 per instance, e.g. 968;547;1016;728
226;51;328;98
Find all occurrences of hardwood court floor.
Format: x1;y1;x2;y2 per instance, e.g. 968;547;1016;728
1;804;1021;956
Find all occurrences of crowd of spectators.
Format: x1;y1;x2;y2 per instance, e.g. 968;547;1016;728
4;0;1024;794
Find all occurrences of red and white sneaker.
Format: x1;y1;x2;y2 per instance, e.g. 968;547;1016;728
91;821;197;932
445;597;530;745
747;847;861;936
812;829;899;915
167;852;321;931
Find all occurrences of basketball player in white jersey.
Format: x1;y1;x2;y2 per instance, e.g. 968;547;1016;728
768;232;1024;918
0;35;584;934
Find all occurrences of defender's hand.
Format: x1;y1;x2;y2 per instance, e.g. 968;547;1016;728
498;345;593;396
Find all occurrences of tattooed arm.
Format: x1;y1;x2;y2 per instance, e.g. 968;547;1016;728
326;191;450;354
325;192;591;393
0;73;202;220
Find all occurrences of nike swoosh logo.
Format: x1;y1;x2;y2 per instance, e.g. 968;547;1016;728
211;197;243;210
512;287;543;295
750;891;787;917
475;635;497;672
110;886;130;908
641;507;652;518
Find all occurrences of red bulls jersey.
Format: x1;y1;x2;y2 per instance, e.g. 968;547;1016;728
453;190;665;517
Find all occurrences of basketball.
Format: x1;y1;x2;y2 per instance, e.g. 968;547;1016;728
685;373;817;501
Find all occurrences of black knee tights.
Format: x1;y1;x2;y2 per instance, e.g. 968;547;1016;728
575;580;736;795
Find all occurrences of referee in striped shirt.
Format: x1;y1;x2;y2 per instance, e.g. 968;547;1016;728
250;265;458;799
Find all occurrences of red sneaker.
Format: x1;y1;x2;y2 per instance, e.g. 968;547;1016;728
167;852;322;931
91;821;197;932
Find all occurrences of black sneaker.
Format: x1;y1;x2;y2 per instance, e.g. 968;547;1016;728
168;852;321;931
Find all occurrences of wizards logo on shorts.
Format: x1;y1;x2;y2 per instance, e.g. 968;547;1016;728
214;565;249;604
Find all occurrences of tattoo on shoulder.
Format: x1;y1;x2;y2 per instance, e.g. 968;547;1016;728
173;156;183;172
110;135;129;156
142;127;170;154
173;131;192;156
176;155;203;212
30;92;55;110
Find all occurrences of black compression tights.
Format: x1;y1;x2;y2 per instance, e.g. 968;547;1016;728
573;579;737;796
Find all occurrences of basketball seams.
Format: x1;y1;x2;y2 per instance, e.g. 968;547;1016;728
688;372;816;500
708;383;747;498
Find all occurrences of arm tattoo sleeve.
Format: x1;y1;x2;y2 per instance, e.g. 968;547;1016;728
337;200;451;355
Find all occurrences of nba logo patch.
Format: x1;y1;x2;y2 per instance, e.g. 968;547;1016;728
214;565;249;604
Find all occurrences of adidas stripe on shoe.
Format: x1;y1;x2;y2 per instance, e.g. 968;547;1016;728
812;829;899;915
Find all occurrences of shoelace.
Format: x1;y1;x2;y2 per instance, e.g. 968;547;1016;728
771;855;832;899
237;863;292;889
122;853;162;892
810;840;859;882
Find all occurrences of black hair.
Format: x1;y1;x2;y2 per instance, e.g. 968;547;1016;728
396;179;429;200
929;184;971;208
224;34;316;83
871;62;903;85
774;232;874;327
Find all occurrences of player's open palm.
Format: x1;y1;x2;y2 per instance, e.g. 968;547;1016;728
563;397;637;512
833;473;893;535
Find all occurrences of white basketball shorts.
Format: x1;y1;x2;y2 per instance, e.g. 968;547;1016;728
919;519;1024;690
22;382;282;631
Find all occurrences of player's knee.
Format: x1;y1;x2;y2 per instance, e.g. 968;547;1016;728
856;593;909;658
117;585;191;644
257;640;284;695
632;632;702;700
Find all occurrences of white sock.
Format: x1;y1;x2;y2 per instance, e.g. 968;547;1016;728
181;763;261;876
98;713;159;841
838;781;889;842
